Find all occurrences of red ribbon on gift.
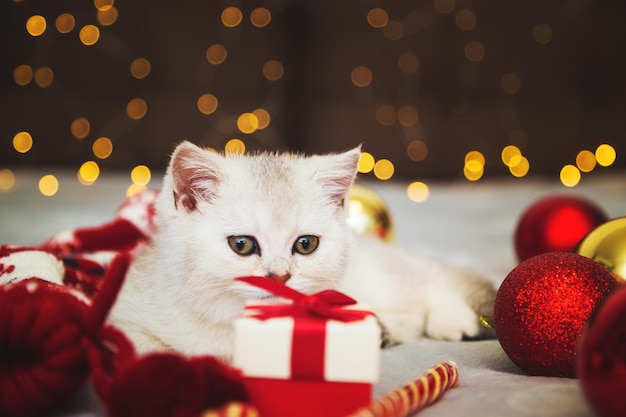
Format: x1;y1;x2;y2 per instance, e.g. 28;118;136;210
236;276;373;380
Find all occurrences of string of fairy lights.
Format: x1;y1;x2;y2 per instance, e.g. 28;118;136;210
1;0;620;203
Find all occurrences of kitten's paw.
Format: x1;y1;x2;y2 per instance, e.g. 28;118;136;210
426;302;481;341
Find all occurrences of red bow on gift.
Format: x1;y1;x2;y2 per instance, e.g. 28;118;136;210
236;276;374;380
235;276;371;322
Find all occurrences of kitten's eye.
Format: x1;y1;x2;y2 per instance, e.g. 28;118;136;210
293;235;319;255
228;236;259;256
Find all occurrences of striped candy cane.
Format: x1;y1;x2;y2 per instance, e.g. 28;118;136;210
200;401;260;417
346;361;459;417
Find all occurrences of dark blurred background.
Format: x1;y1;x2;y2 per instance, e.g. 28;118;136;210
1;0;624;183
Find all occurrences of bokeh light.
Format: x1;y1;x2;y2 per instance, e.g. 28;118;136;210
434;0;456;14
13;131;33;153
26;15;46;37
532;24;553;45
358;152;375;173
71;117;91;139
263;60;284;81
237;113;259;134
93;137;113;159
367;8;389;29
595;144;616;167
79;25;100;46
576;150;596;172
34;66;54;88
509;155;530;177
131;165;151;186
0;169;16;192
126;183;146;198
376;105;396;126
206;44;228;65
398;52;419;73
501;73;522;94
455;10;476;30
407;140;428;162
55;13;75;34
501;145;522;166
39;175;59;197
221;7;243;28
351;66;373;87
130;58;151;79
407;181;430;203
197;94;219;115
464;41;485;62
560;164;581;187
94;0;114;11
464;150;485;181
383;21;404;41
225;138;246;154
97;6;118;26
374;159;394;180
250;7;271;28
78;161;100;185
397;105;419;127
13;65;33;86
127;98;148;120
252;108;271;129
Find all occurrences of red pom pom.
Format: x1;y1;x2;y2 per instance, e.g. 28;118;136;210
0;280;90;417
494;252;619;377
514;195;608;262
579;284;626;417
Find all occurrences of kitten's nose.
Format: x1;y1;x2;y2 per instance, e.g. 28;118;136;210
267;272;291;284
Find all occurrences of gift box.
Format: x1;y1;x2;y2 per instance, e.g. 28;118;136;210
233;276;381;417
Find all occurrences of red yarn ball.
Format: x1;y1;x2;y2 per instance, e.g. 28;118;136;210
514;195;608;262
0;279;90;417
579;284;626;417
494;252;619;377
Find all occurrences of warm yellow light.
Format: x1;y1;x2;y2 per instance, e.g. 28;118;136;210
206;44;228;65
501;145;521;166
509;156;530;177
351;66;373;87
13;65;33;86
126;183;146;198
237;113;259;134
465;160;483;173
78;161;100;185
398;52;419;74
39;175;59;197
407;181;430;203
252;108;271;129
250;7;272;28
532;24;552;45
576;150;596;172
263;60;284;81
34;66;54;88
13;131;33;153
97;7;118;26
375;105;396;126
221;7;243;27
463;165;483;181
407;140;428;162
383;21;404;40
434;0;456;14
93;137;113;159
367;8;388;28
197;94;219;115
464;41;485;62
131;165;151;186
373;159;394;180
127;98;148;120
94;0;114;11
560;165;581;187
455;10;476;30
79;25;100;46
55;13;75;34
130;58;151;79
501;73;522;94
397;105;419;127
596;144;616;167
26;15;46;36
225;139;246;154
71;117;91;139
0;169;16;192
465;150;485;167
358;152;375;174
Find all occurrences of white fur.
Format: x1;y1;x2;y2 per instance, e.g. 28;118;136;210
108;142;495;360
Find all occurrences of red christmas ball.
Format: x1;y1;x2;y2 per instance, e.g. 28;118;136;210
579;284;626;417
494;252;619;377
514;195;608;262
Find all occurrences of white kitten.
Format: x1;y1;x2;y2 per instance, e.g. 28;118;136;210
108;141;495;360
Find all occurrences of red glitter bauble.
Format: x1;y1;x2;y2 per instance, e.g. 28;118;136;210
514;195;608;262
494;252;619;377
579;284;626;417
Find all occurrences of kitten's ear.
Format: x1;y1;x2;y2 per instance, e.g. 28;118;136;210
169;141;222;212
313;146;361;207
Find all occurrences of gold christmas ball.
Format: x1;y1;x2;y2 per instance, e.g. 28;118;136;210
575;216;626;281
347;183;394;242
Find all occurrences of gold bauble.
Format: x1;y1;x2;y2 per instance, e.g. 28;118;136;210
575;216;626;281
347;183;394;242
